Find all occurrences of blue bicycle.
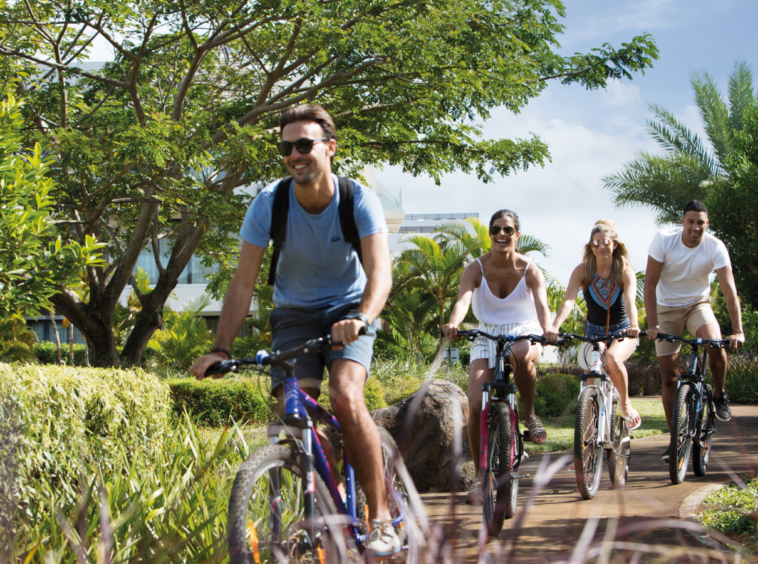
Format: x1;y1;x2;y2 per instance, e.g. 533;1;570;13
206;334;422;563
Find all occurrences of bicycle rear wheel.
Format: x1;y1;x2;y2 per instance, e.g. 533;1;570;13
607;395;630;488
227;444;348;564
693;388;714;477
574;387;602;499
669;383;693;484
483;402;514;537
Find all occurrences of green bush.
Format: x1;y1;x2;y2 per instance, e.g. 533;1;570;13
168;377;274;427
33;342;88;365
724;354;758;404
0;363;171;515
533;373;580;417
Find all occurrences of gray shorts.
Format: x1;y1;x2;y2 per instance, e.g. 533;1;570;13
268;300;375;397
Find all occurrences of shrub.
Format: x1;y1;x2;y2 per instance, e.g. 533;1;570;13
0;319;35;362
0;364;171;516
33;342;88;365
723;353;758;404
533;373;581;417
167;376;274;427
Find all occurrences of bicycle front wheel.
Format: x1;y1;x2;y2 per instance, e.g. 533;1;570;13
483;402;514;538
669;383;694;484
607;394;630;488
227;444;347;564
693;387;714;477
574;387;602;499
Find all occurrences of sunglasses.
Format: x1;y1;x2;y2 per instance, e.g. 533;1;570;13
489;225;516;236
277;137;330;157
592;239;612;247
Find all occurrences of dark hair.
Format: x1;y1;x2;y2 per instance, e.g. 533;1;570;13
279;105;337;140
489;209;520;231
683;200;708;215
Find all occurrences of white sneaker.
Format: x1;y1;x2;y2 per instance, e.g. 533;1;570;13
367;519;402;556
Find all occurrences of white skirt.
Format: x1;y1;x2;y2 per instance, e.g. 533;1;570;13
470;320;543;369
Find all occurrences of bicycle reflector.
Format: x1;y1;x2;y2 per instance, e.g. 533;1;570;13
247;520;260;564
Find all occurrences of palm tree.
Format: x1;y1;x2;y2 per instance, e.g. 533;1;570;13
603;62;756;223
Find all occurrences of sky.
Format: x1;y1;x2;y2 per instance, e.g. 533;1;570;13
376;0;758;285
83;0;758;286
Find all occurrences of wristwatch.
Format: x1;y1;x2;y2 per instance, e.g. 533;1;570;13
210;347;231;359
342;310;371;329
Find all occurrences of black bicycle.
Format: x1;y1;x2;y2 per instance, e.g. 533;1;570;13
451;329;561;537
654;333;730;484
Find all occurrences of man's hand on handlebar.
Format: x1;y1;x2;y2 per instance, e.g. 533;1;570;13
331;318;365;349
726;331;745;351
191;351;230;380
646;325;661;341
442;324;458;339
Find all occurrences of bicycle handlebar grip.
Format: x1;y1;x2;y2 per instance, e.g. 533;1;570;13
204;360;234;376
638;330;647;337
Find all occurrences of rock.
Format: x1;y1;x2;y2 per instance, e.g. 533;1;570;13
371;379;474;492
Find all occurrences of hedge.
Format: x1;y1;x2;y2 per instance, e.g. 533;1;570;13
33;342;88;365
0;364;171;515
167;377;274;427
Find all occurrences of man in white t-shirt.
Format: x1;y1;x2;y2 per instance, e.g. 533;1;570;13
645;200;745;461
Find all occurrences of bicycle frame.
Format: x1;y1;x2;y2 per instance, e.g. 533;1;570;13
579;345;615;448
675;342;715;448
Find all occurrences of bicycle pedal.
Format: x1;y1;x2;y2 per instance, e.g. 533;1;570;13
512;473;530;479
522;430;530;442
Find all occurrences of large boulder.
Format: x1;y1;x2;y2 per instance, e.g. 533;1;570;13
371;379;474;492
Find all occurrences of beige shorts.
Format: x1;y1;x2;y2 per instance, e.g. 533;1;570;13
655;299;719;357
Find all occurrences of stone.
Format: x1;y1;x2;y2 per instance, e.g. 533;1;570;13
371;379;474;492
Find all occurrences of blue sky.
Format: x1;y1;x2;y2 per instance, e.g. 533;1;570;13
378;0;758;284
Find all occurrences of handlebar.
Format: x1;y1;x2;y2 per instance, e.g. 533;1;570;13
446;329;565;347
651;332;730;349
204;326;371;377
560;330;646;344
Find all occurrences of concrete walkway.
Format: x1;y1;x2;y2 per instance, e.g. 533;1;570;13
421;404;758;563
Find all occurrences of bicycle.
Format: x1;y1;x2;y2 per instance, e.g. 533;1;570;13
560;330;645;499
652;333;730;485
451;329;560;537
205;333;423;563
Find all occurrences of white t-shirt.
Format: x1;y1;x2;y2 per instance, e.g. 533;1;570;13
647;227;731;308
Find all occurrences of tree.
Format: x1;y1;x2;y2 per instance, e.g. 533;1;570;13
604;62;755;224
0;94;102;320
0;0;658;366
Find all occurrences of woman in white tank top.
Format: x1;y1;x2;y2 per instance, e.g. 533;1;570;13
442;210;552;504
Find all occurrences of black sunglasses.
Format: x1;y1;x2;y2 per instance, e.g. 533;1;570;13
277;137;330;157
489;225;516;236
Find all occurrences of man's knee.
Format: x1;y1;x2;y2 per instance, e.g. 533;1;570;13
329;383;366;422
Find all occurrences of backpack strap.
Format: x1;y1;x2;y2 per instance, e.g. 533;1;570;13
267;177;292;286
337;176;363;264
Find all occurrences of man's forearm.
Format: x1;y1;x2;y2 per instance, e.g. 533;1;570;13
214;281;256;349
644;285;659;327
358;273;391;323
725;294;744;334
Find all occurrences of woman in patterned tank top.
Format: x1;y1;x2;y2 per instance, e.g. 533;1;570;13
545;220;642;430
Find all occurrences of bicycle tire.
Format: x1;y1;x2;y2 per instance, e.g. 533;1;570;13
227;444;348;564
669;383;693;484
607;395;630;488
693;387;714;477
502;402;520;520
483;402;517;537
574;387;603;499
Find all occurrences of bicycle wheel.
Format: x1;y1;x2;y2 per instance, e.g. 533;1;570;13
483;402;515;537
669;383;693;484
607;395;630;488
574;387;603;499
227;444;348;564
693;388;714;477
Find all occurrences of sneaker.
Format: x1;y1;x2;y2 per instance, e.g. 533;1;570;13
367;519;401;556
714;392;732;422
466;479;483;505
661;447;670;463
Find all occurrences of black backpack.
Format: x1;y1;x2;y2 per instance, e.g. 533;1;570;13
267;176;362;286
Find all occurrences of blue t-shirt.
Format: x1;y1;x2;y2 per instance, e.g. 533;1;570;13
240;175;388;308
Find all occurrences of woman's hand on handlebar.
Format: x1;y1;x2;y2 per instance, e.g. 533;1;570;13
442;323;458;339
544;325;561;344
624;326;640;338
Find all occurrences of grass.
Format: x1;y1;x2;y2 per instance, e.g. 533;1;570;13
525;397;668;455
699;474;758;554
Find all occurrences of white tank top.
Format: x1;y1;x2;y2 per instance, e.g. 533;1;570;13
471;257;540;326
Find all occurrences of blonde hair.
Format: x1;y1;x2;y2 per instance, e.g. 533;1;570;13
582;220;630;290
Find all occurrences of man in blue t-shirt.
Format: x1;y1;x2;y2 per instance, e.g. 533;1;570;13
190;105;398;555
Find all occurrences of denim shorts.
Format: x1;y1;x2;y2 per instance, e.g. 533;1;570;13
268;300;375;397
584;319;631;340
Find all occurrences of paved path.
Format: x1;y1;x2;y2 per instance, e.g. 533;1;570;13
421;404;758;563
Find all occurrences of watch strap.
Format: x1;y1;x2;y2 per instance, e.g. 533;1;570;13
210;347;232;360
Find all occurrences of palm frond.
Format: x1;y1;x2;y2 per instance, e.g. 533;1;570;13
517;234;550;257
646;104;718;174
691;70;734;167
728;60;756;133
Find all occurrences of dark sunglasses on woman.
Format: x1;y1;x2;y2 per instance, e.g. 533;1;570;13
277;137;330;156
489;225;516;236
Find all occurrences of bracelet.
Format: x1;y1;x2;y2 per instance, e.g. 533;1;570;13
210;347;231;360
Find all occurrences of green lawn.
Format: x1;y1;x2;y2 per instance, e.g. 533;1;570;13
525;397;668;455
699;475;758;554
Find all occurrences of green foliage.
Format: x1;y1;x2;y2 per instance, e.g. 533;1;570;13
699;475;758;553
33;342;86;365
0;0;657;367
9;415;242;563
533;373;581;418
153;294;214;371
0;95;103;319
167;376;274;427
723;354;758;404
0;318;35;362
0;363;171;523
